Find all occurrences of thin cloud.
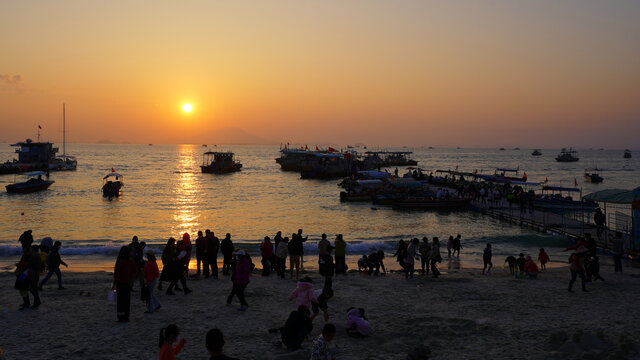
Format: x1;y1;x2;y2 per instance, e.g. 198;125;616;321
0;74;22;84
0;74;24;93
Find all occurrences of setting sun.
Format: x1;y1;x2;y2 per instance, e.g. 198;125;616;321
183;104;192;112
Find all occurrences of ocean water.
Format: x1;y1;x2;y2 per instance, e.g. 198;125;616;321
0;144;637;271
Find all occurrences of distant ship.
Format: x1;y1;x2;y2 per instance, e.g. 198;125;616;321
531;149;542;156
556;148;579;162
624;149;632;158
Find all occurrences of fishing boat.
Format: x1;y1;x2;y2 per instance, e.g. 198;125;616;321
624;149;632;159
49;104;77;171
6;171;54;193
584;168;603;184
499;147;505;151
102;171;124;197
531;149;542;156
556;148;579;162
493;168;527;182
275;147;318;171
201;151;242;174
363;151;418;167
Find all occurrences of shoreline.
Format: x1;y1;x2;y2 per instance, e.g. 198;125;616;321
1;265;639;359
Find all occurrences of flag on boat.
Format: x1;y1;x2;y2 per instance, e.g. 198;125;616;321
305;145;308;150
574;178;578;186
328;147;336;153
38;125;42;129
315;146;319;151
112;168;115;172
523;172;527;180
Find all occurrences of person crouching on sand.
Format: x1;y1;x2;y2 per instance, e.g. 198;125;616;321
504;255;516;275
289;276;318;312
206;328;239;360
158;324;186;360
346;307;371;337
311;323;337;360
226;249;250;311
523;256;539;278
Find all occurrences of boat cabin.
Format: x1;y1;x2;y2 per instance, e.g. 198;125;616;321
201;151;242;173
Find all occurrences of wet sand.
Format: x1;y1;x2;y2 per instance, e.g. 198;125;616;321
0;263;638;360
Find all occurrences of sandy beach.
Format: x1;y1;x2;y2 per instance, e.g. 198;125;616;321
1;261;639;360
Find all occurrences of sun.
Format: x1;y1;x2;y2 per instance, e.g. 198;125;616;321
183;104;192;112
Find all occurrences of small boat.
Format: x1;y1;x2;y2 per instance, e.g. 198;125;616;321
556;148;579;162
514;147;520;150
624;149;632;158
531;149;542;156
201;151;242;173
584;168;603;184
6;171;54;193
148;144;153;146
102;171;124;197
499;147;505;151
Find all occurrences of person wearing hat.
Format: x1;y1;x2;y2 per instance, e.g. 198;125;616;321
38;241;68;290
226;249;250;310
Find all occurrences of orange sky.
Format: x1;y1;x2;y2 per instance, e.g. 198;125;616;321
1;1;639;148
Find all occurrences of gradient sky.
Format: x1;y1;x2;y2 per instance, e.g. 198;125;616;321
1;1;639;148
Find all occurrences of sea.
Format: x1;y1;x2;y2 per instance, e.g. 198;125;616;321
0;144;637;272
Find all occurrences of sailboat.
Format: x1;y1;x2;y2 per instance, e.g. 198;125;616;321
50;104;77;171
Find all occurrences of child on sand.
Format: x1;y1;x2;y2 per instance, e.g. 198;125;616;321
289;277;318;310
311;288;333;322
538;248;550;271
346;307;371;337
482;243;492;275
158;324;186;360
504;256;516;275
205;328;239;360
357;255;367;272
523;256;539;278
311;323;337;360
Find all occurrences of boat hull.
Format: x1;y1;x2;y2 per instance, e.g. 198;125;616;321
6;180;54;193
393;198;471;210
201;164;242;174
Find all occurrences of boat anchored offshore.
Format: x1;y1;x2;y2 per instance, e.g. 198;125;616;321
49;104;77;171
102;170;123;198
201;151;242;173
531;149;542;156
556;148;579;162
624;149;632;159
6;171;54;193
584;168;603;184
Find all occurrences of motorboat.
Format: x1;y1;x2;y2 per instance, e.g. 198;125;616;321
584;168;603;184
201;151;242;173
6;171;54;193
624;149;632;159
534;186;597;211
102;171;123;197
531;149;542;156
556;148;579;162
499;148;505;151
363;151;418;167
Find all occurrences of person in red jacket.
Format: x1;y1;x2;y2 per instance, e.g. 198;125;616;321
523;255;539;278
260;236;274;276
158;324;186;360
144;251;161;313
226;250;250;311
113;246;137;322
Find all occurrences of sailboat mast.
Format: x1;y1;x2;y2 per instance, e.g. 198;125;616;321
63;103;66;156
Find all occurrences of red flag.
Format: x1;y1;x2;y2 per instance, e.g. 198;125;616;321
574;178;578;186
545;177;548;183
305;145;308;150
523;172;527;179
112;168;115;172
328;147;335;153
38;125;42;129
315;146;319;151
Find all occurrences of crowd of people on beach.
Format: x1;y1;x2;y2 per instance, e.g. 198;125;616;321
11;225;629;359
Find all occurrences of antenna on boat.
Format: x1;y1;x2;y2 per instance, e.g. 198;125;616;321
63;103;66;157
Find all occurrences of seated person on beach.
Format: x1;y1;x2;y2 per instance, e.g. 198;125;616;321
538;248;550;271
275;305;313;350
357;255;368;272
365;251;386;275
311;323;337;360
346;307;371;337
523;256;539;278
504;256;516;275
206;328;239;360
311;288;333;322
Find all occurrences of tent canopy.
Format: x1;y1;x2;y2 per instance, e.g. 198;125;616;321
583;187;640;204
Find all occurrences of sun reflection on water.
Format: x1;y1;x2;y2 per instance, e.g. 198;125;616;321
172;145;201;235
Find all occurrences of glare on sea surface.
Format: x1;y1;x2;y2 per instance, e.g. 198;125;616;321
183;104;192;112
172;145;200;234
